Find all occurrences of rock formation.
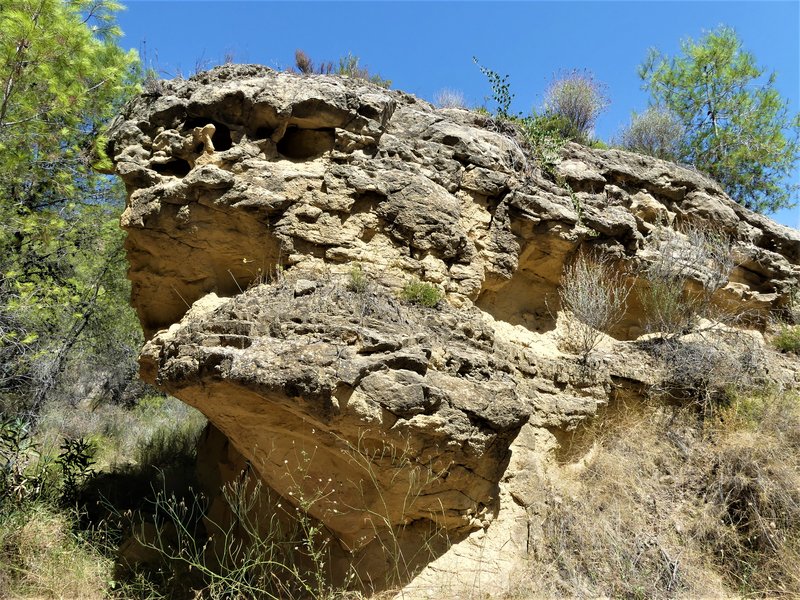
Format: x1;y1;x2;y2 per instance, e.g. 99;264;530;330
102;64;800;596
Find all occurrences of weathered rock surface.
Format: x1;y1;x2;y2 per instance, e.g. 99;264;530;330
103;64;800;596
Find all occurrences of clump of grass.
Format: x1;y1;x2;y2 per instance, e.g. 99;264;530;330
401;279;442;308
433;88;466;109
773;325;800;354
347;263;369;294
0;503;112;599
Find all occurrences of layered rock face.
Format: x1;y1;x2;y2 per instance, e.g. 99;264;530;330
103;65;800;595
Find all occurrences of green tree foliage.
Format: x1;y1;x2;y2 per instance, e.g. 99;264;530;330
640;26;800;213
0;0;141;417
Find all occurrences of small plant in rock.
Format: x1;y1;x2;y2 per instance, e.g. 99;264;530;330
773;325;800;354
401;279;443;308
346;263;369;294
558;252;632;359
517;114;568;175
433;88;466;109
473;57;515;119
294;49;390;88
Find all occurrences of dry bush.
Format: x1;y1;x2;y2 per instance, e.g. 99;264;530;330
433;88;466;109
542;70;609;138
558;252;632;358
619;106;685;161
640;223;735;336
647;330;765;413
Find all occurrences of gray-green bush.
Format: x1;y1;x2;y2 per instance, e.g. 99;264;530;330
542;70;609;139
619;106;684;160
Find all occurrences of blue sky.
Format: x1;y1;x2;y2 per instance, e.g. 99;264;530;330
116;1;799;228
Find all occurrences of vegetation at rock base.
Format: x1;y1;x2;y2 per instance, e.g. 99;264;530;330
639;26;800;212
506;390;800;599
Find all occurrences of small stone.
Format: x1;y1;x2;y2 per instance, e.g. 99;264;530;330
293;279;317;297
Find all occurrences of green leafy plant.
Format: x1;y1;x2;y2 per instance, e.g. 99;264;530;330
0;417;43;507
516;114;568;175
473;57;515;119
401;280;443;308
57;437;96;505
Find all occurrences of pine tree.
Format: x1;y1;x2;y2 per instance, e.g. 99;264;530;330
640;26;800;213
0;0;140;416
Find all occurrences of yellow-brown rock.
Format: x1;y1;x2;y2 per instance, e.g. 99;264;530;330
102;64;800;596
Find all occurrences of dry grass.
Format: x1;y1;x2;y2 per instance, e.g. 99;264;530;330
507;389;800;599
0;503;112;599
37;395;206;469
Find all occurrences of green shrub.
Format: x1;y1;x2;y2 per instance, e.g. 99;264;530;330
515;114;567;175
346;263;369;294
774;325;800;354
401;280;442;308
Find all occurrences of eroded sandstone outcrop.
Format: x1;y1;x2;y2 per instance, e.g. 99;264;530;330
102;64;800;596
